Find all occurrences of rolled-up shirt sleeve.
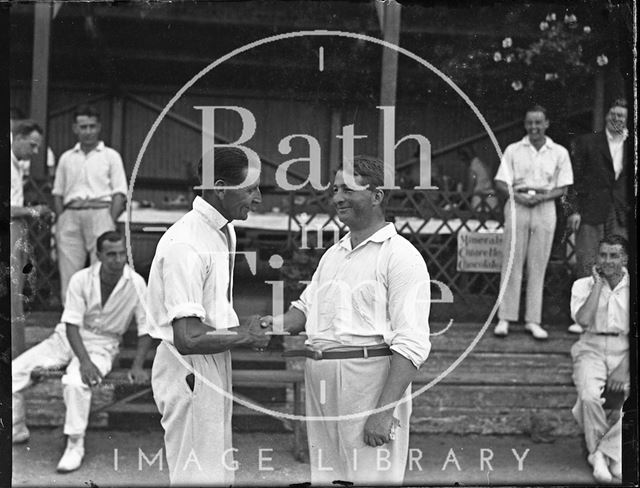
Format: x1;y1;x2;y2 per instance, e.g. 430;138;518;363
494;146;514;185
290;255;327;317
61;272;86;327
555;147;574;187
383;244;431;368
107;148;128;196
162;242;208;323
570;277;592;322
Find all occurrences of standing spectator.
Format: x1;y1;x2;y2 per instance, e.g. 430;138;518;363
566;98;630;334
10;120;50;356
10;107;56;179
570;235;629;483
493;105;574;339
52;104;128;303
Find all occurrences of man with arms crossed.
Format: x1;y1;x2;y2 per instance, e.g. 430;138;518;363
147;147;270;485
493;105;573;339
262;156;431;485
570;235;630;483
53;104;128;303
12;231;152;473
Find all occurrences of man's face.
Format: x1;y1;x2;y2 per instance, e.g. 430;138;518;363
524;111;549;143
332;170;378;228
596;243;627;278
97;239;127;276
220;167;262;221
73;115;101;146
605;105;628;134
12;130;42;160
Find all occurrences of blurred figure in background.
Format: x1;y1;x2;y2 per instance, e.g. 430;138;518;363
458;147;498;212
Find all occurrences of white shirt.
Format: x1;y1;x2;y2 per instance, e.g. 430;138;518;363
570;270;629;334
11;151;24;207
291;223;431;368
62;262;149;341
52;141;128;205
146;196;238;344
495;136;574;191
606;129;627;179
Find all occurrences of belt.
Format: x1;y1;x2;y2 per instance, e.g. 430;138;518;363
64;200;111;210
585;331;621;337
516;188;549;195
282;346;392;360
83;324;121;340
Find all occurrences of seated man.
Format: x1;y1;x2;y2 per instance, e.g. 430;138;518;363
12;230;153;473
570;235;630;483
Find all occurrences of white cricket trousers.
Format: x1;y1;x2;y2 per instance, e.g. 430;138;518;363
12;323;118;436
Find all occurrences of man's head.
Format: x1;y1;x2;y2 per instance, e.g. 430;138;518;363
596;234;628;279
333;155;386;229
96;230;127;276
524;105;549;144
605;98;628;135
12;120;43;161
72;104;102;148
197;147;262;221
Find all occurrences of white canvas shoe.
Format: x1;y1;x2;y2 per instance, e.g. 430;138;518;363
525;322;548;340
12;423;30;444
493;320;509;337
588;451;613;484
568;323;584;334
57;437;85;473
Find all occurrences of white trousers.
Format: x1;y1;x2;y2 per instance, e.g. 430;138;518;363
12;323;119;436
571;334;628;463
305;356;412;486
499;200;556;324
56;208;114;303
151;342;234;486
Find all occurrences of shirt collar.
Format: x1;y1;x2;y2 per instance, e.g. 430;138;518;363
606;128;628;143
192;195;229;230
339;222;397;250
90;261;132;281
11;151;20;169
72;141;105;153
607;268;629;292
522;135;553;150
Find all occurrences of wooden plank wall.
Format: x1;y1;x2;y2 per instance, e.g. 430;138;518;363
11;84;520;206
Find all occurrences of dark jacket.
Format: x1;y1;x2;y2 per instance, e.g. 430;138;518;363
570;131;630;226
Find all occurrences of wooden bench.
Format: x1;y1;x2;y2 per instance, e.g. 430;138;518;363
30;367;308;462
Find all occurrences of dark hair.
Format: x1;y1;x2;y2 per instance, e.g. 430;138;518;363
73;104;101;122
525;104;548;119
338;155;385;188
609;98;627;111
599;234;629;257
12;119;43;137
97;230;124;252
193;147;254;188
10;106;25;120
458;147;475;164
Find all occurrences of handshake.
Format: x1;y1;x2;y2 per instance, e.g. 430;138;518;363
238;314;277;352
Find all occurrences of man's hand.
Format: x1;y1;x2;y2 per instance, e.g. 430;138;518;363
79;359;103;387
237;315;271;350
363;411;400;447
513;192;534;207
591;265;605;286
567;213;581;232
607;359;630;394
128;365;150;384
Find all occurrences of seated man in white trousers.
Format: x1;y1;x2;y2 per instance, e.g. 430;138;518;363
12;230;153;473
570;234;630;483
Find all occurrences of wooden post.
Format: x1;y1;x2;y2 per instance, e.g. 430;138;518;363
111;95;124;153
29;2;53;180
377;0;401;159
592;70;605;132
328;109;342;179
